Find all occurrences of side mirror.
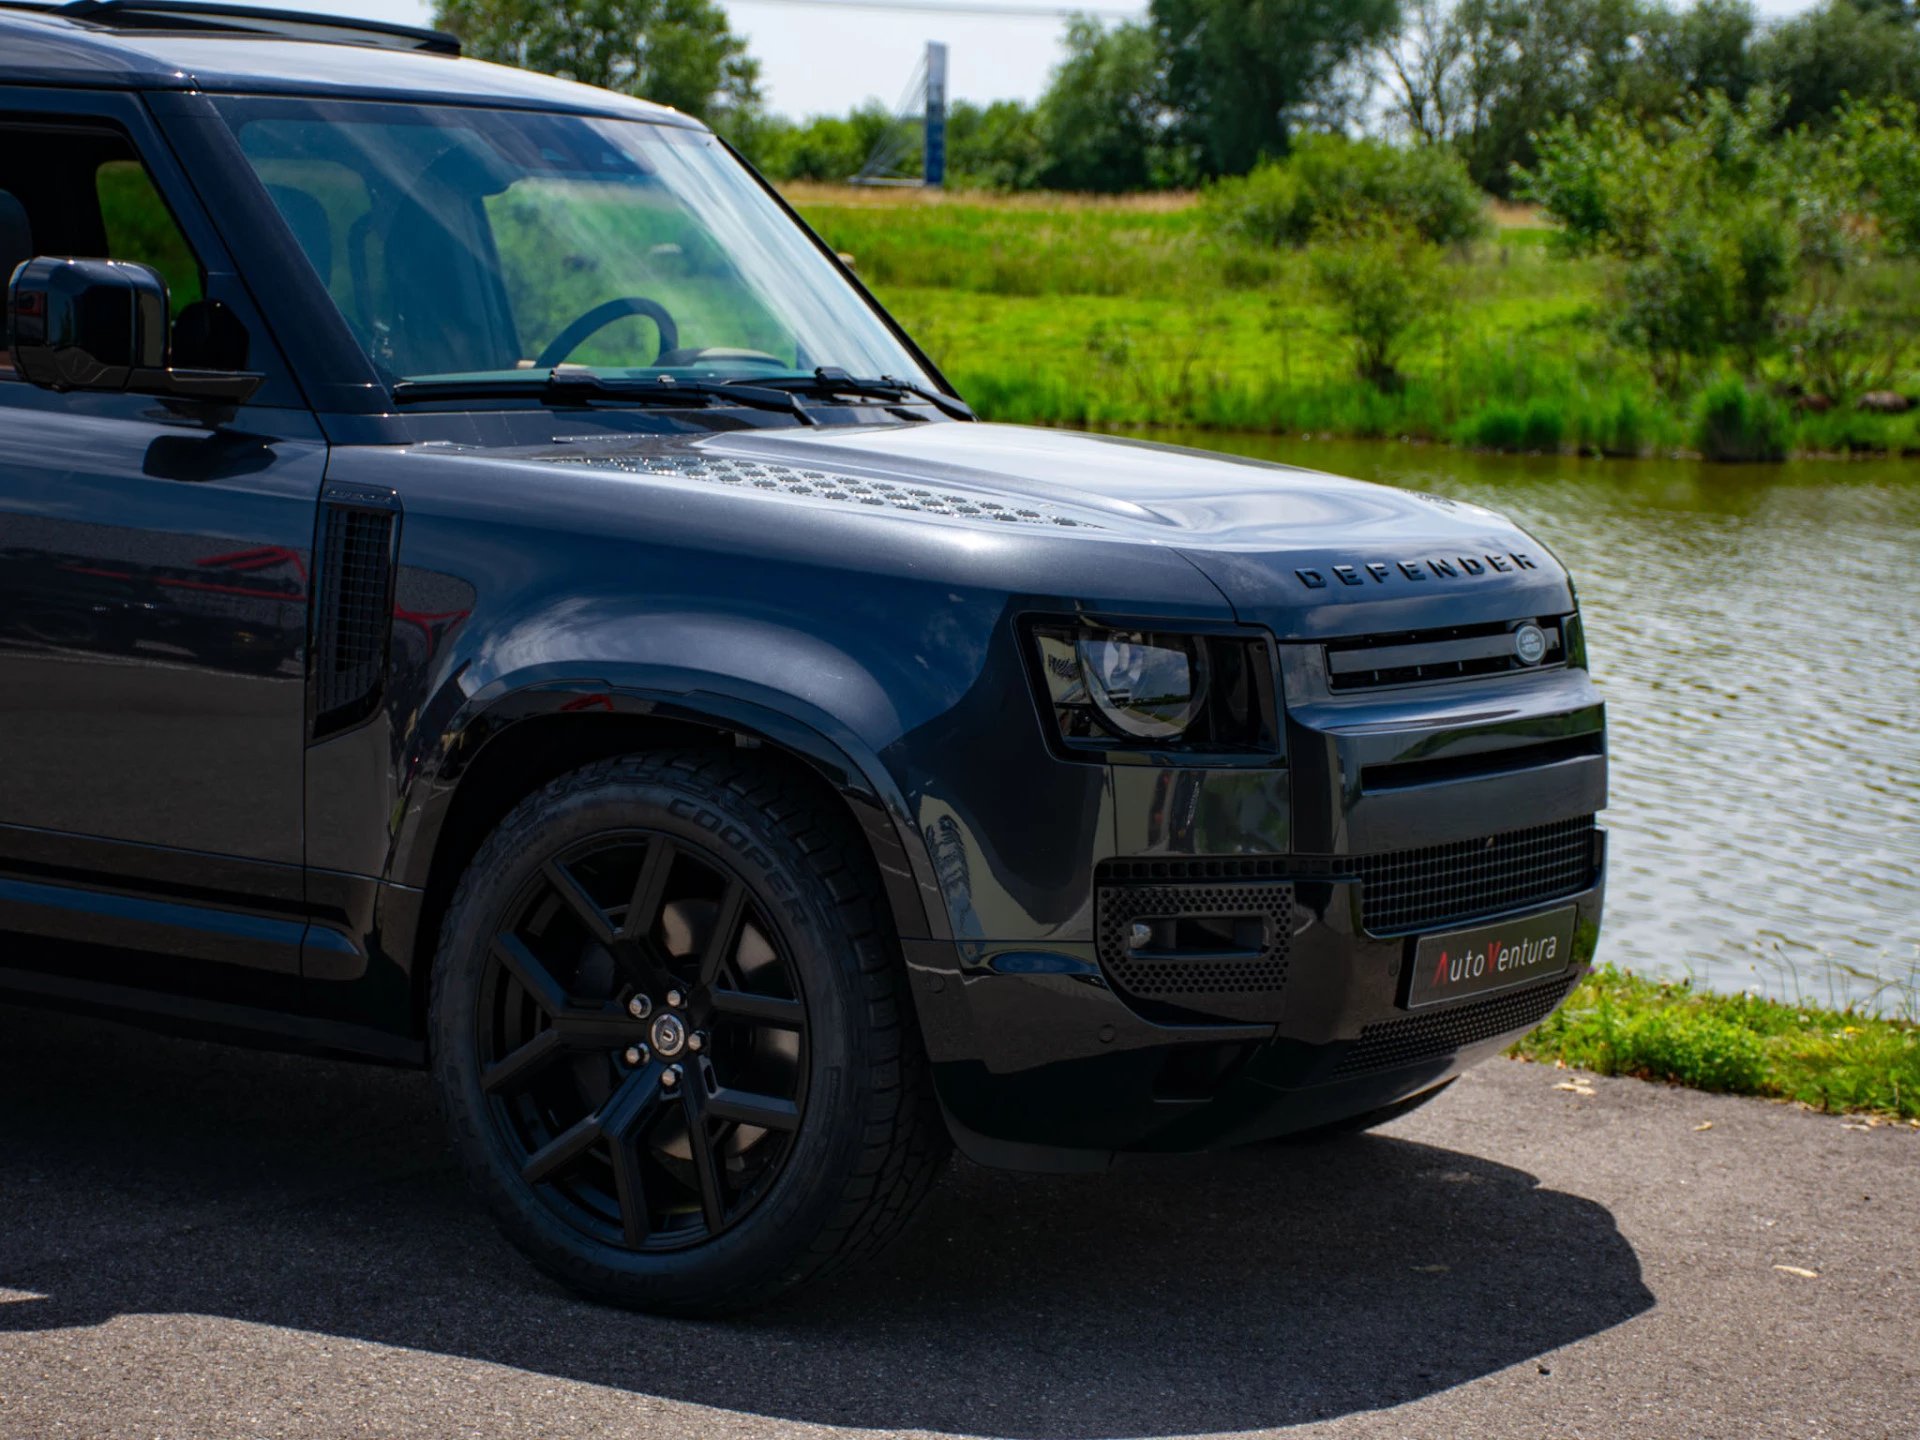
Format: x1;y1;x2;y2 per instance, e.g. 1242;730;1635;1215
7;257;262;406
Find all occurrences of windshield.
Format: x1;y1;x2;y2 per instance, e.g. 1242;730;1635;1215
213;99;934;391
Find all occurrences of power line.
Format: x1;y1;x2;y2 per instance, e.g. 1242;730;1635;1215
727;0;1143;19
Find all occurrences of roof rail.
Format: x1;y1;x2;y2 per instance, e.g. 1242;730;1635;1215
57;0;462;54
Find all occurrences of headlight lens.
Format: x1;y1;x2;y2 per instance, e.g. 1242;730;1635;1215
1076;631;1208;739
1031;623;1274;752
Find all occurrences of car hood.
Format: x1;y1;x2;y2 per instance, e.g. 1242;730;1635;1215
684;422;1575;638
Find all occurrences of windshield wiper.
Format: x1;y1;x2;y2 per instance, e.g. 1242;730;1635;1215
391;367;818;425
731;368;975;422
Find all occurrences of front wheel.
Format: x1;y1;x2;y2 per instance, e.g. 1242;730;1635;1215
430;751;949;1315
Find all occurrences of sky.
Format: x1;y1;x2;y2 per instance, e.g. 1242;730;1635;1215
248;0;1820;122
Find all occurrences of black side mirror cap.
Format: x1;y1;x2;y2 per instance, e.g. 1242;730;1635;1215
7;257;262;406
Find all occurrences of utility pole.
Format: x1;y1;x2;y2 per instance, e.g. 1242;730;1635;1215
924;41;947;187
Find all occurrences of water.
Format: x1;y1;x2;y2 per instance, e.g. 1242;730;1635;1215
1153;433;1920;1017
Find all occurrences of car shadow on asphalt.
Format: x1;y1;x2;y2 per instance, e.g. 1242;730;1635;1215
0;1006;1653;1437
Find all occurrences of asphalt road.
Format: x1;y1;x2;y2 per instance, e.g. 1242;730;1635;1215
1;1004;1914;1440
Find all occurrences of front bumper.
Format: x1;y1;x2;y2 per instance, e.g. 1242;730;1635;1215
906;849;1603;1169
903;654;1609;1170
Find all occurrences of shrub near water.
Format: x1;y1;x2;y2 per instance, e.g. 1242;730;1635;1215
1695;377;1791;461
1457;399;1567;452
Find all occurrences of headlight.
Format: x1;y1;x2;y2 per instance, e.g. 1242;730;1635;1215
1030;623;1277;754
1078;631;1208;738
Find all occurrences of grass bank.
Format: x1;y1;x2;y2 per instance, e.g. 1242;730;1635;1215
788;186;1920;458
1510;966;1920;1122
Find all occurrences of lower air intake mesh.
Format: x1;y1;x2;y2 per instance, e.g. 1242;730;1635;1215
1330;972;1578;1078
1095;879;1296;1022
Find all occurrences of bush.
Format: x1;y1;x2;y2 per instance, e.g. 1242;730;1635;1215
1309;220;1448;389
1615;204;1798;385
1694;377;1791;460
1579;391;1657;457
947;100;1049;191
1459;402;1525;450
1524;93;1807;382
1208;135;1488;250
1457;399;1566;452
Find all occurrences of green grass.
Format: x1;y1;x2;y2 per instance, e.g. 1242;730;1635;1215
790;187;1920;458
1511;966;1920;1120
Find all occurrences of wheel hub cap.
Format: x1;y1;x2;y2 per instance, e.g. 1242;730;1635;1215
650;1011;688;1058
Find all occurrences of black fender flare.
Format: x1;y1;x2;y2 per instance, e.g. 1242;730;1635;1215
385;664;950;947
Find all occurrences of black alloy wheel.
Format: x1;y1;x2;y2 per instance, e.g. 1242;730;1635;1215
431;750;949;1314
480;829;807;1250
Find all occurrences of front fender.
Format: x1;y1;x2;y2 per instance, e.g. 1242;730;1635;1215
387;653;952;943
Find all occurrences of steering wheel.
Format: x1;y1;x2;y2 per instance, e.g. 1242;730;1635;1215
536;296;679;369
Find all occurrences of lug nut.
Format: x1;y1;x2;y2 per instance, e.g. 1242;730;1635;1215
661;1066;680;1089
623;1044;648;1067
666;989;684;1009
627;995;652;1019
687;1031;705;1054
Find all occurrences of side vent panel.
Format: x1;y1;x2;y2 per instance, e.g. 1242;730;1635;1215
311;485;400;739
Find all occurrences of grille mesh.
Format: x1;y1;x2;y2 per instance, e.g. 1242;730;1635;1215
1353;816;1596;934
1095;880;1295;1013
1331;972;1578;1077
313;503;395;733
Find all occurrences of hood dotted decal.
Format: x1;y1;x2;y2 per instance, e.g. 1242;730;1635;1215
539;452;1101;529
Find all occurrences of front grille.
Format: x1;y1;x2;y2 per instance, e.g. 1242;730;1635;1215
1353;816;1596;934
1326;616;1566;691
1095;879;1296;1021
1330;972;1578;1078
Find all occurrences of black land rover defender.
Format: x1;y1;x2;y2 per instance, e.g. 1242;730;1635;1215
0;2;1607;1315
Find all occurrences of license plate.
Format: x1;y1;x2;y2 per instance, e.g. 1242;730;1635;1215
1408;906;1576;1009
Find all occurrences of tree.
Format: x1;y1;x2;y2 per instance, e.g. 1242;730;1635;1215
1377;0;1472;143
742;104;898;182
1751;0;1920;130
1449;0;1663;192
434;0;762;126
1035;19;1177;191
948;101;1048;190
1150;0;1401;176
1649;0;1759;105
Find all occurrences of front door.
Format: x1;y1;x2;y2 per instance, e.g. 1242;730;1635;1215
0;95;325;993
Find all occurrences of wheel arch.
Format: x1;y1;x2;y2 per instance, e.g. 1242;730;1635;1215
389;676;949;1043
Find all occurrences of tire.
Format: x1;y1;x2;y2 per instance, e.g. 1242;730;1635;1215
430;749;950;1315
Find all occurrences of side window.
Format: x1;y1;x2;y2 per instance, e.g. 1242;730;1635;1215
96;160;204;316
0;123;209;377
